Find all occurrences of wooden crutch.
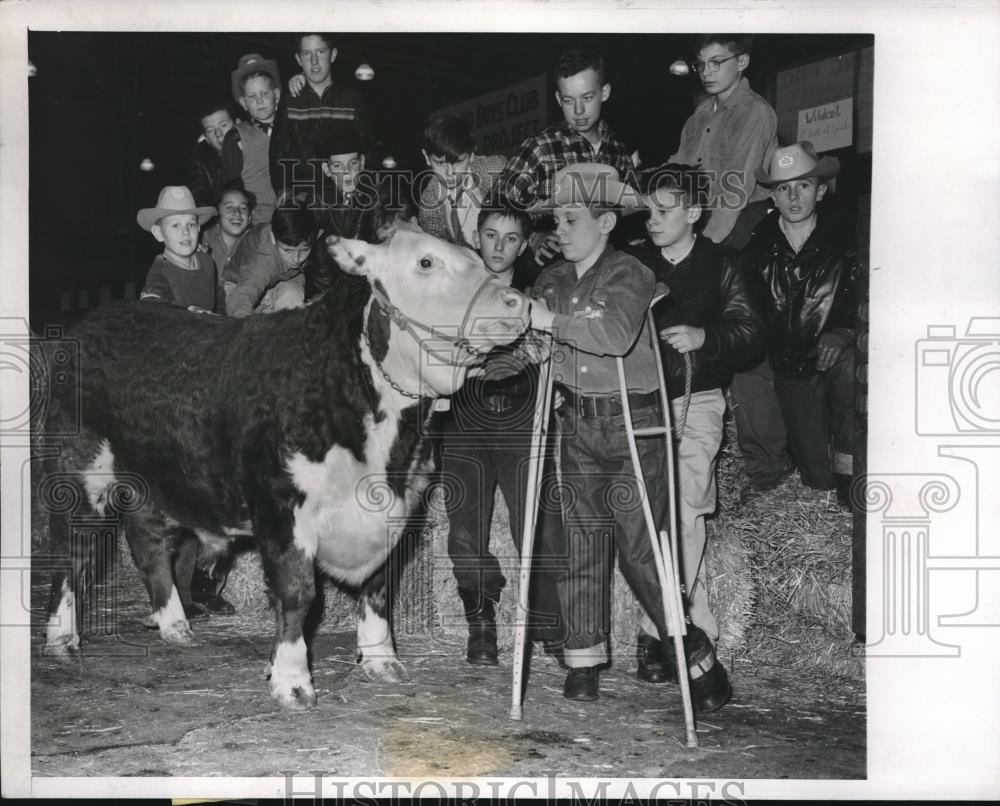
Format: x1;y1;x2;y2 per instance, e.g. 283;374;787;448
616;297;699;748
509;339;555;721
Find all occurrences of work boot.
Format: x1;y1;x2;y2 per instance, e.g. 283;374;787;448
685;625;732;713
563;666;600;701
636;631;677;684
458;590;498;666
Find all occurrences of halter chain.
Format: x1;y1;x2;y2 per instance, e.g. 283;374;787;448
362;274;500;401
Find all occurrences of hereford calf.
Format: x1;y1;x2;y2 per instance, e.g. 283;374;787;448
40;230;530;709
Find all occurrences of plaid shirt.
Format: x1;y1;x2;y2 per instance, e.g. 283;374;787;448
493;120;634;210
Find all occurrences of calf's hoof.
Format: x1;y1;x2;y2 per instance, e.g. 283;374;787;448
270;679;318;711
42;635;80;660
160;620;197;646
361;655;409;683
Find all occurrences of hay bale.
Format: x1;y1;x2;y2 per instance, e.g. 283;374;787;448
705;515;755;663
716;408;860;681
727;473;853;635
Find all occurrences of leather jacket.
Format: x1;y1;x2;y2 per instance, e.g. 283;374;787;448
745;207;858;379
628;237;768;399
186;142;222;208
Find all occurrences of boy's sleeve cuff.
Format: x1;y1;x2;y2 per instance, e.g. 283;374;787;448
550;312;572;335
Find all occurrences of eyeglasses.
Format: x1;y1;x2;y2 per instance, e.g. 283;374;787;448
299;47;331;60
689;53;742;74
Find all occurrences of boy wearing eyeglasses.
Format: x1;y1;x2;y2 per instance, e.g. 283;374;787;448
669;34;777;251
671;34;793;494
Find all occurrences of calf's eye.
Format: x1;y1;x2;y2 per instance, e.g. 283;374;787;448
419;256;434;269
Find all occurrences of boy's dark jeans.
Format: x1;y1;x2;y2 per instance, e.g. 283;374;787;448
730;360;795;485
441;398;566;642
556;401;675;668
774;348;855;489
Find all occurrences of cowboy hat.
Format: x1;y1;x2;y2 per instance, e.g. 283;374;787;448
756;141;840;187
137;186;216;231
231;53;281;104
527;163;644;216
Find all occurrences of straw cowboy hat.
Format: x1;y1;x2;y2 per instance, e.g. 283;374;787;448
230;53;281;104
527;163;644;216
755;141;840;187
137;186;216;231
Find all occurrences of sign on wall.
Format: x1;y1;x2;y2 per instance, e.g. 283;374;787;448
775;46;873;153
429;74;549;157
798;96;853;151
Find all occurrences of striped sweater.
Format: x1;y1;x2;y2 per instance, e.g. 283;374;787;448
270;82;376;197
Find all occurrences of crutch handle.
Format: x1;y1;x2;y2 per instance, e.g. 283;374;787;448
632;426;670;438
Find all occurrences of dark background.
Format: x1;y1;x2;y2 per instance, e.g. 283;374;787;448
27;31;873;329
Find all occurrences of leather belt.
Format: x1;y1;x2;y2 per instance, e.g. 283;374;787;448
559;386;659;418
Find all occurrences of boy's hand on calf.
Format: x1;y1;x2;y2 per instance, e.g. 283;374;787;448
529;296;555;332
816;331;849;371
288;73;306;97
530;232;561;265
659;325;705;354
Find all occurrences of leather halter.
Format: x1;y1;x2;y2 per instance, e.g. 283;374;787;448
363;274;500;400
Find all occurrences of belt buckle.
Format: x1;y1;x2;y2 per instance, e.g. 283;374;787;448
484;394;511;415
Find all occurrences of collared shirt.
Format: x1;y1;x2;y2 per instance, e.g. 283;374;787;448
534;245;659;394
448;177;483;247
417;154;508;244
495;120;634;210
670;77;777;244
225;223;305;318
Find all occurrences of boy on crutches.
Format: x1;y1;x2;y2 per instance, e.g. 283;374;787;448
524;163;731;711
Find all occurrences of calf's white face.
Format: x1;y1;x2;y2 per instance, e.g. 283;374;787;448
327;231;530;395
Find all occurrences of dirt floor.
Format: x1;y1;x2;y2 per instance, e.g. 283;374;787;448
30;575;865;780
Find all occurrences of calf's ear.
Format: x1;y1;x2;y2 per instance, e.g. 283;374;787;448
326;236;372;276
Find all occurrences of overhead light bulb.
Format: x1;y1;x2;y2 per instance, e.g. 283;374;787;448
28;61;37;78
139;158;155;172
381;155;397;169
669;60;690;76
355;63;375;81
